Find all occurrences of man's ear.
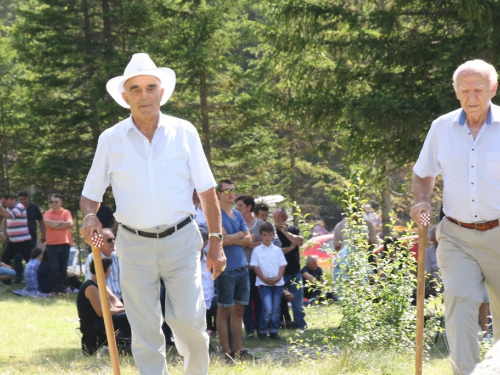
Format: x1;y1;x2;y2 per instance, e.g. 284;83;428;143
121;92;129;104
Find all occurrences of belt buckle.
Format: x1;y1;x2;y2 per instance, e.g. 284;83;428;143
156;232;160;239
475;221;486;230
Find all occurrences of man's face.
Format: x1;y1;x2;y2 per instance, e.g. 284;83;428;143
235;200;251;215
121;75;164;119
1;198;14;209
256;209;269;221
217;183;236;204
100;231;116;257
455;71;498;117
18;196;30;208
273;210;287;226
50;197;62;209
307;259;318;271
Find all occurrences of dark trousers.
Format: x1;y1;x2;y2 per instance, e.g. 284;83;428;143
206;295;218;332
2;240;31;264
243;269;262;335
45;244;70;293
13;237;37;281
83;312;131;338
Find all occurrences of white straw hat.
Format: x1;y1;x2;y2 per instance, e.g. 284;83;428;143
106;53;176;109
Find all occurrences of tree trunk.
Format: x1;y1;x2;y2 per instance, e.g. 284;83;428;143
82;0;101;149
288;125;298;226
199;72;211;166
381;176;392;238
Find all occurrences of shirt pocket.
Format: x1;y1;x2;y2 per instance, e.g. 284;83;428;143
161;158;191;191
487;152;500;181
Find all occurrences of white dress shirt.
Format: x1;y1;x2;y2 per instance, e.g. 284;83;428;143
250;243;287;286
414;104;500;223
82;113;216;229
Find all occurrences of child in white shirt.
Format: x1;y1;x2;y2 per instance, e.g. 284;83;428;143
250;222;287;340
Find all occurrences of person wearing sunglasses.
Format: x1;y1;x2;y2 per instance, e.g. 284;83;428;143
84;228;121;299
43;194;73;294
216;179;253;361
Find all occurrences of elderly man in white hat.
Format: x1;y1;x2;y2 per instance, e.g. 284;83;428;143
80;53;226;375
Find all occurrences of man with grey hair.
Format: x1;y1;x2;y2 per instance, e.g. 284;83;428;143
411;59;500;374
80;53;226;375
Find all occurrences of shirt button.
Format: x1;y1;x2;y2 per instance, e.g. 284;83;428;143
471;182;474;185
475;215;478;218
472;148;475;151
472;200;475;202
471;165;474;168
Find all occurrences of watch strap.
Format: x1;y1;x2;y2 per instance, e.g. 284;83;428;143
209;232;223;240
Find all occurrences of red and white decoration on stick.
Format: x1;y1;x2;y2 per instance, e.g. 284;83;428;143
92;234;104;248
419;212;431;227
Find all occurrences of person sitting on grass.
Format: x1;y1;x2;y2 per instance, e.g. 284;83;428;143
250;222;287;340
37;250;51;294
25;247;43;291
301;255;335;304
76;257;131;344
0;261;16;285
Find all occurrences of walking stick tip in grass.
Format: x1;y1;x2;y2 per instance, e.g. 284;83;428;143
91;233;121;375
415;212;430;375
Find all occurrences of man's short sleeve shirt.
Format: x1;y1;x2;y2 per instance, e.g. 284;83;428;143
414;104;500;222
82;113;216;228
221;209;248;271
44;208;72;245
301;265;323;281
6;202;31;242
250;243;287;286
26;204;42;239
276;225;302;276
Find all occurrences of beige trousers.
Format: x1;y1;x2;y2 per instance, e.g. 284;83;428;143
116;220;209;375
436;218;500;375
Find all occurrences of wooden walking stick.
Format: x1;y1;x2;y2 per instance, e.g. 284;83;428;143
415;212;430;375
92;234;121;375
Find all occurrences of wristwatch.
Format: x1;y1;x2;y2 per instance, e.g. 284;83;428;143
209;232;223;240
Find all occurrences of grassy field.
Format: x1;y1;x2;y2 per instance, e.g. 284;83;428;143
0;283;452;374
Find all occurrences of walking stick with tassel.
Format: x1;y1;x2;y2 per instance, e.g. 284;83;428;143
415;212;430;375
91;234;121;375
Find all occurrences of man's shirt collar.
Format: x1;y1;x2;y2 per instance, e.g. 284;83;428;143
455;104;499;126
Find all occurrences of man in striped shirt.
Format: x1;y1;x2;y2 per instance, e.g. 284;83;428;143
0;194;32;283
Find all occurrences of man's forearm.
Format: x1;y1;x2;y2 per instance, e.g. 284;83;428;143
0;206;12;218
282;230;304;247
39;220;46;237
413;173;435;204
198;188;222;234
232;232;251;247
80;196;101;218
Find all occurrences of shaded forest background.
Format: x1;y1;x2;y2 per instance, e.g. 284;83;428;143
1;0;499;235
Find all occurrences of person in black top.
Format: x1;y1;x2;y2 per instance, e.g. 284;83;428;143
77;257;130;341
96;203;116;232
273;208;306;328
37;250;51;294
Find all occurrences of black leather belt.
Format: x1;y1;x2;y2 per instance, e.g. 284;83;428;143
222;266;248;274
447;216;500;231
121;216;192;239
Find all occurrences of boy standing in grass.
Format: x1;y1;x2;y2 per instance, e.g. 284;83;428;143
250;222;287;340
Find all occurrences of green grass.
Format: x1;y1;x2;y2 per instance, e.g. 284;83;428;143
0;284;452;374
